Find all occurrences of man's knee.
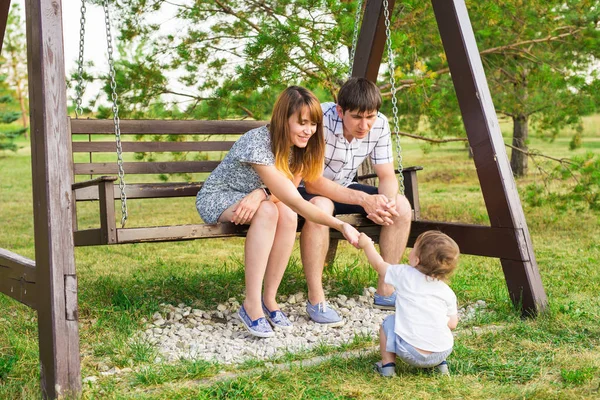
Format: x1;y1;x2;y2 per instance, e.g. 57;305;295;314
394;194;412;220
309;196;335;214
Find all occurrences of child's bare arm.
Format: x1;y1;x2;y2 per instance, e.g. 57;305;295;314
357;233;390;276
447;314;458;330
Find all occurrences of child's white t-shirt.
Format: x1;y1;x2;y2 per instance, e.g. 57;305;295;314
385;264;457;352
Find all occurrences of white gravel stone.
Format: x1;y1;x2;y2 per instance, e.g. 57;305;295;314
135;291;488;365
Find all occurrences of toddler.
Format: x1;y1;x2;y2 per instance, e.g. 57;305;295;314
358;230;460;376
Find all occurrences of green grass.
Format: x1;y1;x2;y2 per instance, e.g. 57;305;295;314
1;115;600;399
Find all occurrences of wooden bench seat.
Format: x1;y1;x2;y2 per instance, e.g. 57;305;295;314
69;119;422;257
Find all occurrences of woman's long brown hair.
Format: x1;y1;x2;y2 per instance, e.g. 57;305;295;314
269;86;325;182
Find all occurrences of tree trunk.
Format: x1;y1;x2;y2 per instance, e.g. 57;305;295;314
510;114;528;177
358;158;377;186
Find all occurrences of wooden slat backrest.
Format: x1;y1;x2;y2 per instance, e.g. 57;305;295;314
70;119;268;200
70;119;266;135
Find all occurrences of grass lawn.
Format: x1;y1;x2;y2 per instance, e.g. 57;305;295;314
1;115;599;399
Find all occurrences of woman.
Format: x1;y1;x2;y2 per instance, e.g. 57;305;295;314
196;86;359;338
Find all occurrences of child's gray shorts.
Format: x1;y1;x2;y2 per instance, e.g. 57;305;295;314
382;315;452;368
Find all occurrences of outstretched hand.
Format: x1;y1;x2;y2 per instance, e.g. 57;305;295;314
341;222;360;248
361;194;399;226
357;232;374;249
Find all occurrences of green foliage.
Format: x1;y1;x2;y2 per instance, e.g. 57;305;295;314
0;72;25;152
63;0;597;179
561;366;597;386
525;153;600;210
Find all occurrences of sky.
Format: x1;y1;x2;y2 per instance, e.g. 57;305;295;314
11;0;112;106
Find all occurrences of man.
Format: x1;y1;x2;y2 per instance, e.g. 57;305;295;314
299;77;412;326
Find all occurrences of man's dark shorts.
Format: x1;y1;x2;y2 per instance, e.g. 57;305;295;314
298;183;378;216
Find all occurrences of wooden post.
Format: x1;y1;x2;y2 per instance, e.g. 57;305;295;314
24;0;81;397
351;0;396;81
430;0;547;315
0;0;10;55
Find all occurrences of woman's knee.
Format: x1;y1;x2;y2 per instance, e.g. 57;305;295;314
276;202;298;228
254;200;279;221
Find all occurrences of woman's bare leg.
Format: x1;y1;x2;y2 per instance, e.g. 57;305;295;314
219;200;279;320
263;202;298;311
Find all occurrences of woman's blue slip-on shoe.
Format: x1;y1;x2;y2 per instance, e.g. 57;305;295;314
306;300;344;327
373;292;396;310
262;300;293;331
238;304;274;338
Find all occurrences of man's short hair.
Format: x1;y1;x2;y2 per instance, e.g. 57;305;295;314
337;77;382;113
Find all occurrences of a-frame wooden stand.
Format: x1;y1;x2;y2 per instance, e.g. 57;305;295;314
353;0;547;316
0;0;81;398
0;0;546;398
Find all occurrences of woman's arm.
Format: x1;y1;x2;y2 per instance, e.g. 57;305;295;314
253;164;359;246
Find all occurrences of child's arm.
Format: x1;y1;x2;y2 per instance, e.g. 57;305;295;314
447;314;458;330
357;233;390;276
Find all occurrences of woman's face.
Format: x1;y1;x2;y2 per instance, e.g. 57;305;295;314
288;107;317;148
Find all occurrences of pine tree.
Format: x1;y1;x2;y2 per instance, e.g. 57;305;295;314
0;70;26;152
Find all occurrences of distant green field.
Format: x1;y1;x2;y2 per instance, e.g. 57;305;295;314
1;115;599;399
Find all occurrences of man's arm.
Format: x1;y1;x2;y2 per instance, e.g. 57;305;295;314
373;162;399;201
304;176;369;205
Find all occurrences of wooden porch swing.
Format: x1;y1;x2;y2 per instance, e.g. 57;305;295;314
0;0;547;398
68;0;422;262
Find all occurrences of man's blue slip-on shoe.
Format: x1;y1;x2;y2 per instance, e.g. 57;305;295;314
373;291;396;310
238;304;274;338
306;300;344;327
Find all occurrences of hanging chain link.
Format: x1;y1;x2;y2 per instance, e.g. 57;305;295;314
383;0;405;194
348;0;364;77
75;0;86;118
103;0;128;227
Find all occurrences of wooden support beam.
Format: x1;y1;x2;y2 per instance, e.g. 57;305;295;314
0;248;37;309
0;0;10;55
25;0;81;397
430;0;547;316
351;0;395;81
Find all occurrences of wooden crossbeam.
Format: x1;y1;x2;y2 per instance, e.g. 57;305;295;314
0;248;37;309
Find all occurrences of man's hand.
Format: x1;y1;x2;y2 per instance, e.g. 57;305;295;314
230;189;267;225
360;194;399;225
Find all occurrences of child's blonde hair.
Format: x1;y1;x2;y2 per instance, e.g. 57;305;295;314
413;231;460;281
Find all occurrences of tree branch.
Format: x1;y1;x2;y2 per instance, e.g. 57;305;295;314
480;27;582;56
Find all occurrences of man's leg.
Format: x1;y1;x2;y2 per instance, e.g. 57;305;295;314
378;193;412;295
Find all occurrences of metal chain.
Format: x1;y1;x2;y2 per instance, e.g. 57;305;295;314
103;0;128;227
75;0;86;118
383;0;405;194
348;0;364;76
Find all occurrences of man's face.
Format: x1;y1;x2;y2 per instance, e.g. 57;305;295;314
336;105;377;141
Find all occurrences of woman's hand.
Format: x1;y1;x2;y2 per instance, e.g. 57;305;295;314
340;222;360;248
230;189;268;225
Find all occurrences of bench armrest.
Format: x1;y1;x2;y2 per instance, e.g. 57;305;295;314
71;176;117;244
356;166;422;220
72;176;118;190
